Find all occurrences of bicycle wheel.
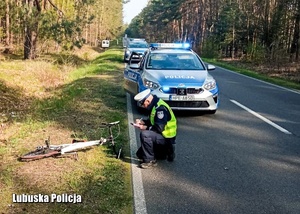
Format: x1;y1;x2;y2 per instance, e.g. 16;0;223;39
19;148;60;161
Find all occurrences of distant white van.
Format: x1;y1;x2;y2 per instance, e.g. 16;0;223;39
102;40;110;48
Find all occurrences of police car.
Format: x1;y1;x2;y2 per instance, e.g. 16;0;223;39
124;43;219;113
123;40;149;62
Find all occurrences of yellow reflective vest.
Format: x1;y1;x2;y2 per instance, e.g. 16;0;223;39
150;99;177;138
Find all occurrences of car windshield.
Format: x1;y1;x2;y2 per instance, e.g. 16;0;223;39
128;43;148;48
146;53;205;70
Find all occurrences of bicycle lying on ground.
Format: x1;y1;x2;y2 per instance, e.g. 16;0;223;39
18;121;122;161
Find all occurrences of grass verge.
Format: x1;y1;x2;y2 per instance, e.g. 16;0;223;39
0;47;133;214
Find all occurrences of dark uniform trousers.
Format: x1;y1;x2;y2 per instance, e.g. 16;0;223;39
138;130;174;162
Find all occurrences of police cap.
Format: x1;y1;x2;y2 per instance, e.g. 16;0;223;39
134;89;151;106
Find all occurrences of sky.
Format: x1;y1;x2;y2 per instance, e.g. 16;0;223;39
123;0;148;24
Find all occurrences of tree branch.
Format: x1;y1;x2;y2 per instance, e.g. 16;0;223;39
46;0;64;17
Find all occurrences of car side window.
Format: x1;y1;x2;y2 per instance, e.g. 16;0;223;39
176;54;205;70
146;53;167;69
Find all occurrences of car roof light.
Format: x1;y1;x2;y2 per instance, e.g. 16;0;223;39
149;43;191;49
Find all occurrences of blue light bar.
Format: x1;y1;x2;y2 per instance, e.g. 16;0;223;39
150;43;190;49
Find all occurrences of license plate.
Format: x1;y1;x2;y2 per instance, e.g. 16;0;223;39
170;95;195;101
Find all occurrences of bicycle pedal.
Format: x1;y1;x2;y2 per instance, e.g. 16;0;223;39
72;152;78;160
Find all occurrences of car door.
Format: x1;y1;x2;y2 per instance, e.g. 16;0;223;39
123;52;143;95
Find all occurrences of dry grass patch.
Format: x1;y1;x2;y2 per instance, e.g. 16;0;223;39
0;60;70;97
0;47;132;214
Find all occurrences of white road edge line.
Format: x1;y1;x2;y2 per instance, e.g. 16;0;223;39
230;99;292;135
127;93;148;214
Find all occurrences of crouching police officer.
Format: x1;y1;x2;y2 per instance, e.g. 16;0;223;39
133;89;177;169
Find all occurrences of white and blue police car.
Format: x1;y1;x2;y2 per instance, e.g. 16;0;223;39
123;40;149;62
124;43;219;113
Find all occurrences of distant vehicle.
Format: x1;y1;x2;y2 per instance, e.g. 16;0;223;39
123;43;219;113
123;41;148;62
123;37;146;48
101;40;110;48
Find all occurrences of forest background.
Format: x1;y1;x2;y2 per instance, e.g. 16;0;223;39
1;0;300;83
127;0;300;84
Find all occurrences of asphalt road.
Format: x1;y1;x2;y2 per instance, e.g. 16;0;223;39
128;66;300;214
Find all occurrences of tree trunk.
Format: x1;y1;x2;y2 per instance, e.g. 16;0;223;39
24;25;38;59
4;0;10;54
290;1;300;61
232;24;235;59
23;0;40;60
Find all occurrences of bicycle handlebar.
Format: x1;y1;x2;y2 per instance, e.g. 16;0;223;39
100;121;120;128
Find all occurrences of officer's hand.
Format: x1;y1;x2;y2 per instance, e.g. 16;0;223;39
139;125;147;130
135;118;145;125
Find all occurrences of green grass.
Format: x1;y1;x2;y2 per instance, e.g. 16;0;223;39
0;47;133;214
203;58;300;91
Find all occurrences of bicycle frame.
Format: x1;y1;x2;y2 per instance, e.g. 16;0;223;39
61;139;104;154
19;121;121;161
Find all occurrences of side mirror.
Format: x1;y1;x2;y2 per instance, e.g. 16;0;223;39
129;51;143;65
207;64;215;71
129;64;140;69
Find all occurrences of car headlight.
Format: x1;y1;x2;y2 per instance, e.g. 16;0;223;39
143;78;159;89
204;80;216;90
126;50;131;55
